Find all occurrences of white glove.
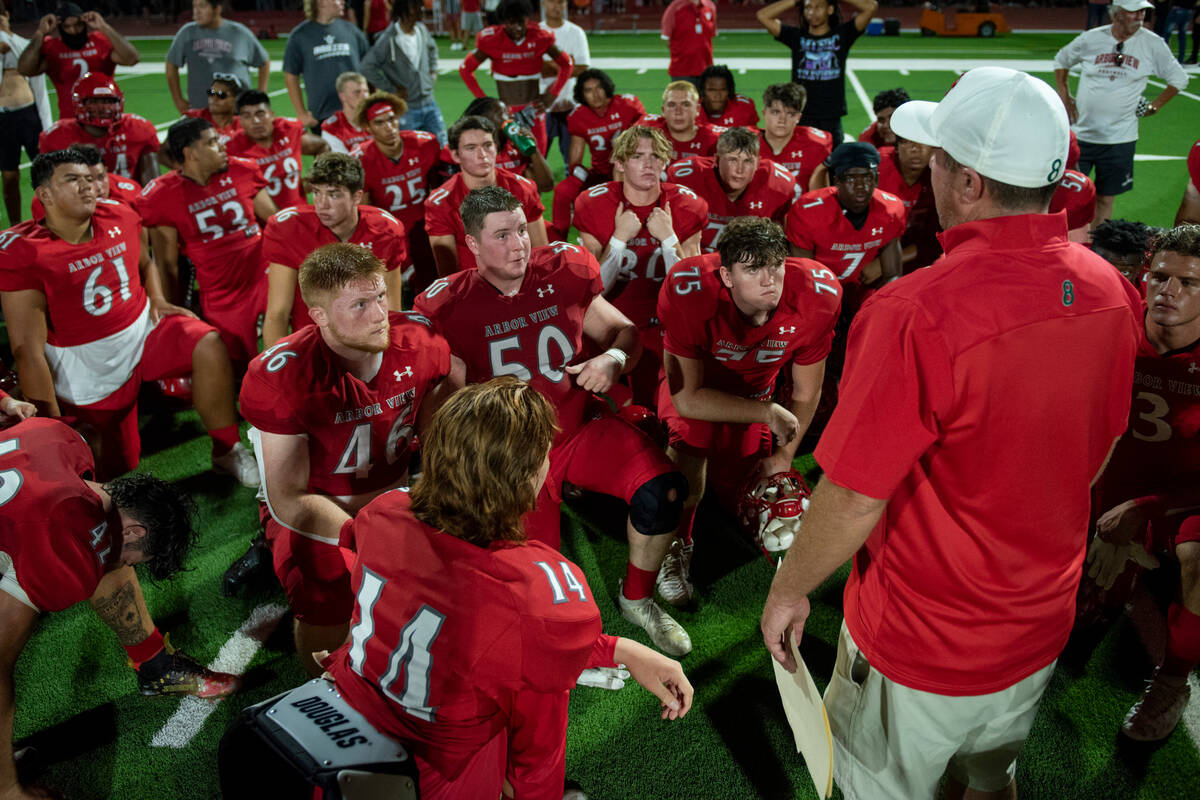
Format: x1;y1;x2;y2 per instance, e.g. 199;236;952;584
576;665;631;691
1085;538;1160;591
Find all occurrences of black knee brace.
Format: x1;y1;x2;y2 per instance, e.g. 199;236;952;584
629;472;689;536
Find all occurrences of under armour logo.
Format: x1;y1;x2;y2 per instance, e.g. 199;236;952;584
394;366;413;381
871;227;884;236
107;226;121;237
537;285;554;298
779;325;796;334
1190;363;1199;374
219;176;233;187
408;157;419;165
749;201;763;210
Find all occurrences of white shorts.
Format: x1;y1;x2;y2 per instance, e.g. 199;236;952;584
824;622;1056;799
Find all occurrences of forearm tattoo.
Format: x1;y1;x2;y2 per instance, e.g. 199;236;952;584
92;581;147;646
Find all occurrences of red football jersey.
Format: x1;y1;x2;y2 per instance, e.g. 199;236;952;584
703;94;759;129
414;243;600;438
758;126;834;191
328;490;611;799
566;94;646;176
1049;169;1097;231
424;168;544;272
262;205;408;334
137;157;266;309
858;120;886;149
184;107;242;144
572;181;707;329
0;418;118;612
42;32;115;120
660;253;842;397
239;312;451;499
321;110;371;153
225;117;308;209
785;186;908;285
29;173;141;221
876;146;929;220
663;0;716;78
0;200;146;347
637;115;723;164
666;157;795;253
1189;138;1200;188
38;115;159;179
1099;323;1200;502
353;131;441;232
475;23;558;79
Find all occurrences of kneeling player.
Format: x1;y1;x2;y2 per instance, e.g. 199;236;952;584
416;186;694;656
1;418;237;799
239;243;461;676
324;378;693;799
656;218;840;604
1078;225;1200;742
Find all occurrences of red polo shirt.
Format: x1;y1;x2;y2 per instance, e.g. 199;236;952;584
816;213;1142;695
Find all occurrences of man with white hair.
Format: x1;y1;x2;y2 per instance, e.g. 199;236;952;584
761;67;1144;799
1053;0;1189;227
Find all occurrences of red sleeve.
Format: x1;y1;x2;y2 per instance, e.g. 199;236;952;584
672;190;707;241
814;296;955;500
658;261;711;360
23;495;110;612
1189;139;1200;187
377;212;409;271
785;201;818;252
0;237;41;293
586;634;619;668
789;262;840;366
262;215;297;266
135;180;176;229
504;689;570;800
238;158;268;196
131;117;160;152
423;185;457;237
238;363;307;436
661;0;679;38
566;107;586;139
519;177;546;219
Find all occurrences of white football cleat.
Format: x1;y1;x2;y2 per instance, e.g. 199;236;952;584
618;581;692;657
656;537;695;607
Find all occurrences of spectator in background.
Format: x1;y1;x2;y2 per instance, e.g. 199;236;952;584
1090;217;1154;283
185;73;243;145
757;0;878;143
1054;0;1189;227
0;8;51;226
1087;0;1110;28
359;0;447;146
18;4;139;121
284;0;370;129
661;0;716;87
1162;0;1196;62
166;0;270;114
859;87;909;149
320;72;371;153
541;0;590;165
358;0;393;42
459;0;483;51
698;64;759;129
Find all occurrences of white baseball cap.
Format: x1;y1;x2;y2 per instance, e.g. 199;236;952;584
1112;0;1153;12
890;67;1070;189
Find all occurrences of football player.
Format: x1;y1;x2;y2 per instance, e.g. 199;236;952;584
226;90;327;211
666;127;796;254
459;96;554;191
262;153;408;348
350;91;441;293
415;186;694;656
1079;225;1200;742
638;81;724;165
786;142;907;297
29;143;140;221
139;117;278;365
655;218;840;604
1049;167;1098;243
184;73;243;145
858;88;909;149
549;69;646;241
240;242;462;677
0;148;256;484
698;64;759;129
16;5;139;120
38;73;158;185
874;136;940;270
457;0;574;155
574;125;707;403
424;114;546;276
319;71;371;154
0;417;238;800
1091;218;1155;285
757;83;834;192
323;378;692;798
1176;138;1199;226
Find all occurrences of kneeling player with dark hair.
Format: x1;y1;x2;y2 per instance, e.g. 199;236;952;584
322;378;692;798
0;418;237;799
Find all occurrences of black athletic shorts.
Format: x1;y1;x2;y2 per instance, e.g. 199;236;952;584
1076;139;1136;196
0;103;41;171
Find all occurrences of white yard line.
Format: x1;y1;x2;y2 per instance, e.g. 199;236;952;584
845;68;874;125
149;603;287;749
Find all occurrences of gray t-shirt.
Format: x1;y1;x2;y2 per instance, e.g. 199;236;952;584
283;19;369;123
166;21;269;110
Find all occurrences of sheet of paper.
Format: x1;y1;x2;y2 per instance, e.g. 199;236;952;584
770;634;834;799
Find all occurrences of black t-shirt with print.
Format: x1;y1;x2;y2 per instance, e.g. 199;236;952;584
776;20;862;120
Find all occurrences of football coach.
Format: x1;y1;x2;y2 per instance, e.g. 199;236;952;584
761;66;1143;799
